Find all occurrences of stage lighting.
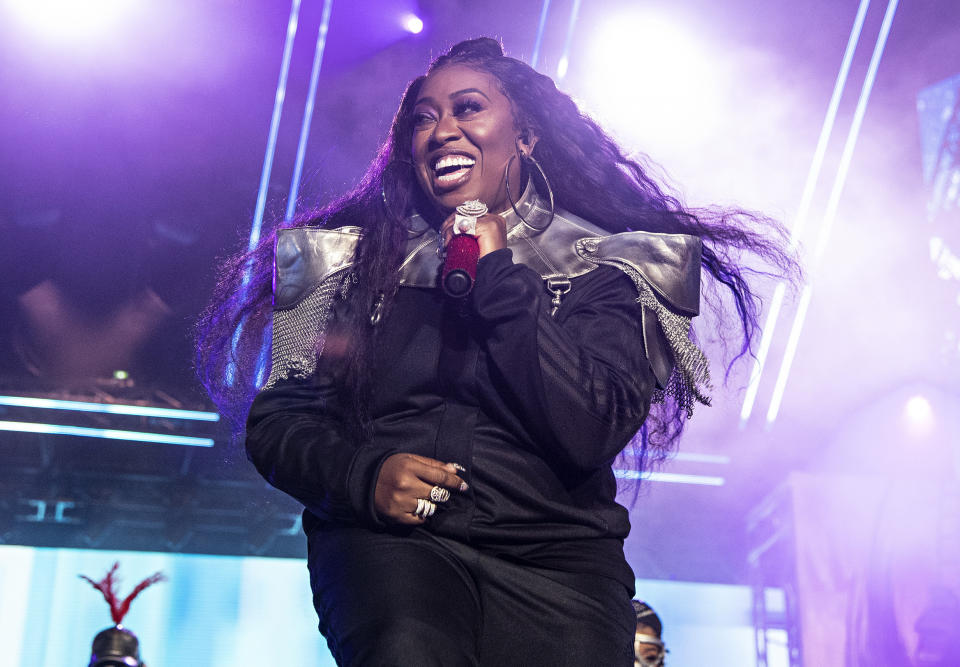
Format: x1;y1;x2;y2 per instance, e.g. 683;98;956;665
904;395;933;422
903;394;935;438
5;0;138;43
578;11;721;148
401;12;423;34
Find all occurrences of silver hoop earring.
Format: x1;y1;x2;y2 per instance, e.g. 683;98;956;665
504;152;555;231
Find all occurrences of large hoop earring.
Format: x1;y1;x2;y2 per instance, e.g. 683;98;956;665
504;152;555;231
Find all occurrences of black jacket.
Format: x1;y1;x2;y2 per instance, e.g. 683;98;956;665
246;247;659;589
245;193;704;591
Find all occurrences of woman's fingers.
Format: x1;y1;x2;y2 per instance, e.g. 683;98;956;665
440;213;458;247
406;454;468;492
439;212;506;258
374;453;469;524
473;213;507;258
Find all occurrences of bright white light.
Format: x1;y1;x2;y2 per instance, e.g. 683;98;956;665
930;236;960;280
401;13;423;34
5;0;137;43
903;395;935;438
578;11;723;149
614;470;725;486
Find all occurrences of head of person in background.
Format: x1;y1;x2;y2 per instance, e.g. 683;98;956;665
88;626;144;667
632;599;667;667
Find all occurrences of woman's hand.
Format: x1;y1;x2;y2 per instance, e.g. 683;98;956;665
440;212;507;259
374;453;468;525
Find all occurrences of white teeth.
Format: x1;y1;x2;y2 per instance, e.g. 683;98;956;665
433;154;476;172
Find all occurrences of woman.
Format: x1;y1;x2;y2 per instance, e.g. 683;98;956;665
198;38;794;665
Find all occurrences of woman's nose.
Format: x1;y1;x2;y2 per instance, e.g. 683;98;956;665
432;113;461;144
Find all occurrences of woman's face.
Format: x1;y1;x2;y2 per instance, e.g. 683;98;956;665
411;64;531;216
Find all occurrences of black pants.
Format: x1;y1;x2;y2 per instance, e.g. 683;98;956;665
306;526;635;666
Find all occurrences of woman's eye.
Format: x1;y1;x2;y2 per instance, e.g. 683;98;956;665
454;100;483;116
413;111;436;125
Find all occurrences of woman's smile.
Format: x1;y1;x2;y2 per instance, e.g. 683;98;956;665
431;151;476;188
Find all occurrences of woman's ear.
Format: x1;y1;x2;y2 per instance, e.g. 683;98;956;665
517;128;539;157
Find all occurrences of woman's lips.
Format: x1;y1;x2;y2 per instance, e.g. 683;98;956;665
435;165;473;187
432;154;476;189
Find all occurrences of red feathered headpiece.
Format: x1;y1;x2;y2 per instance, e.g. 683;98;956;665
80;562;167;625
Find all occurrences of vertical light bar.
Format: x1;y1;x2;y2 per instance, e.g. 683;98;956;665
739;283;786;423
765;285;812;424
530;0;551;70
790;0;871;245
767;0;900;424
285;0;334;222
555;0;581;82
812;0;899;262
740;0;871;424
248;0;302;251
253;315;272;390
228;0;303;387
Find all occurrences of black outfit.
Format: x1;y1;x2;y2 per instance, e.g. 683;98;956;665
245;193;703;665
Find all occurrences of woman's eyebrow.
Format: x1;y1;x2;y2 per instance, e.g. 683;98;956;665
449;87;490;101
415;88;490;107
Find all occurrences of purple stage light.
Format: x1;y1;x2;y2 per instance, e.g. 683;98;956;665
767;0;901;425
740;0;872;425
401;13;423;34
555;0;580;82
529;0;551;69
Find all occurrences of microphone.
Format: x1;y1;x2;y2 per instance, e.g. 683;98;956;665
442;200;487;298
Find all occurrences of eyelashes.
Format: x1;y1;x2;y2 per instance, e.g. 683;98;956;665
413;112;435;126
413;98;485;127
452;99;483;115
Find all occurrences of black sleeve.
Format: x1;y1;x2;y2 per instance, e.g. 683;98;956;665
472;248;658;471
244;349;398;525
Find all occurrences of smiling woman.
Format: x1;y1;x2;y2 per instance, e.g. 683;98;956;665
196;37;796;666
411;65;533;214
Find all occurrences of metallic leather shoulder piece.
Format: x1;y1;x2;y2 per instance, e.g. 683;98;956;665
574;232;702;316
505;207;607;280
273;226;361;310
394;199;702;307
268;199;710;411
272;190;701;317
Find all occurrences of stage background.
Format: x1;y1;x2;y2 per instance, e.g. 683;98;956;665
0;545;784;667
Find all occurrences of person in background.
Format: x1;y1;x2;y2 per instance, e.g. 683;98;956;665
632;599;667;667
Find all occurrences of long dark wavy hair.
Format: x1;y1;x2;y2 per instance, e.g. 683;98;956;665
196;38;798;469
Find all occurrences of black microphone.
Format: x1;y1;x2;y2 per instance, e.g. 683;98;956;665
442;200;487;298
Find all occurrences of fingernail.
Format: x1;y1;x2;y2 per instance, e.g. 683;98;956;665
451;462;466;473
459;481;469;492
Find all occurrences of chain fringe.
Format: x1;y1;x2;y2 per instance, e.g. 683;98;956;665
595;260;712;417
263;268;350;389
